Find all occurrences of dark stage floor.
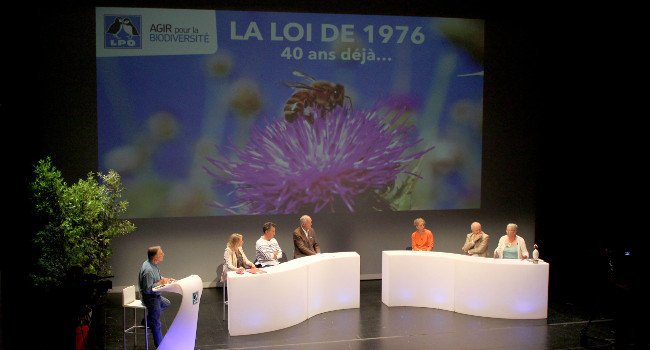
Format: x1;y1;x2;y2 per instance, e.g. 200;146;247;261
99;280;631;350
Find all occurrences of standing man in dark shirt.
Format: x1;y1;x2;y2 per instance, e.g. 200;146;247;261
293;215;321;258
139;246;175;348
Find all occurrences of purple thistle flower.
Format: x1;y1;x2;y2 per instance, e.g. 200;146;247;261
205;105;434;214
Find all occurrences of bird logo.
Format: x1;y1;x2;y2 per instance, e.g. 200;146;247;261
104;15;142;49
105;16;140;39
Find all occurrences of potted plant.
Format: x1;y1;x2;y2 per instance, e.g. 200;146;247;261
29;156;136;348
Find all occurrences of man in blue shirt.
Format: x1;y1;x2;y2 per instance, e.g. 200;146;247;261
138;246;175;348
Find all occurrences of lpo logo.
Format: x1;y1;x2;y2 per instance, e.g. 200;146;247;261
104;15;142;49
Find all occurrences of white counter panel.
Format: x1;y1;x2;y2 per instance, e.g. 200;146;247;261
382;251;548;319
227;252;360;335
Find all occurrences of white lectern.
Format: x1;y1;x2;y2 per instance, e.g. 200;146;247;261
152;274;203;350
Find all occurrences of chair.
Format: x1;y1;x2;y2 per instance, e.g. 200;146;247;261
253;258;263;268
217;264;228;321
406;246;433;251
122;285;148;350
223;278;228;321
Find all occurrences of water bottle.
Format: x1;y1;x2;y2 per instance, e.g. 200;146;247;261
532;244;539;264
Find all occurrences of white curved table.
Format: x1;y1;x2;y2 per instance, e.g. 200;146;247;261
381;251;548;319
226;252;360;336
152;274;203;350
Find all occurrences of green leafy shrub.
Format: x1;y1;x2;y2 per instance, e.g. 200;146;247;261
30;157;135;287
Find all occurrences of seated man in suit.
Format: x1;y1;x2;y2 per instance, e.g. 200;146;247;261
293;215;320;258
461;221;489;257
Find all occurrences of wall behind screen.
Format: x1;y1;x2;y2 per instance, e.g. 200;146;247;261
31;3;539;289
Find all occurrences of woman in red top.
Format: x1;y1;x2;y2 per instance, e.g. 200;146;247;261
411;217;434;251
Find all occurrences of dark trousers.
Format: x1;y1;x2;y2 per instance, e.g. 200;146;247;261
142;294;171;347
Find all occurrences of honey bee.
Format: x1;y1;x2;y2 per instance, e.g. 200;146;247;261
283;71;352;124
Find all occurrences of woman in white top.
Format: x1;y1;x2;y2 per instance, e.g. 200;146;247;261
493;223;529;259
221;233;257;282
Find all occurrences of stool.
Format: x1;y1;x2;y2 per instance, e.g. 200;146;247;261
122;285;148;350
